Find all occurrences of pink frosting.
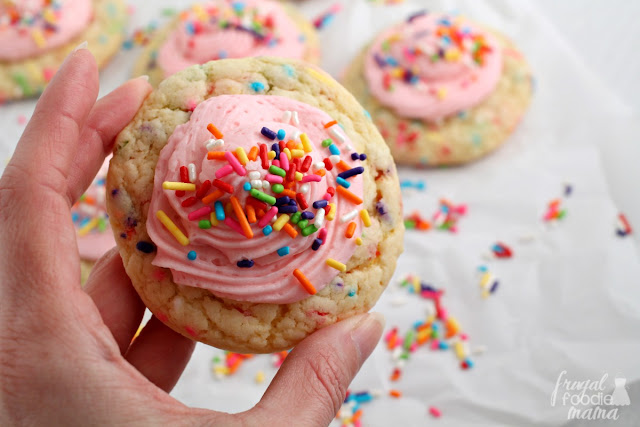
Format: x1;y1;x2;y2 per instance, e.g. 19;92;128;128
0;0;93;61
74;156;116;261
158;1;306;78
364;12;503;122
147;95;364;304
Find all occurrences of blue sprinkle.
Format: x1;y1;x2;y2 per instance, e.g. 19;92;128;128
263;225;273;236
336;177;351;188
232;2;245;13
328;144;340;155
277;129;286;140
251;82;265;92
348;289;356;297
79;217;90;227
136;241;156;254
185;22;195;35
277;247;290;257
218;50;228;59
364;110;372;120
438;341;449;350
464;358;475;369
243;182;252;191
214;201;225;221
187;251;197;261
313;200;328;209
237;259;254;268
283;64;295;77
477;265;488;272
71;212;79;223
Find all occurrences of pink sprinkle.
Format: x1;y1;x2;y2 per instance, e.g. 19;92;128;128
215;164;233;179
301;174;322;183
322;193;331;201
186;99;198;112
43;68;55;82
384;328;397;341
421;290;440;300
188;206;212;221
224;217;246;236
156;312;168;322
410;343;418;352
318;228;327;241
430;340;440;350
225;151;247;176
152;268;167;280
280;152;289;171
272;159;280;167
460;333;469;341
185;326;198;337
429;406;442;418
258;206;278;228
265;174;284;184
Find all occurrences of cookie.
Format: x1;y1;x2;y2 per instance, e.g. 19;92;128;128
133;1;320;87
0;0;127;102
72;157;115;283
343;11;533;166
107;57;404;354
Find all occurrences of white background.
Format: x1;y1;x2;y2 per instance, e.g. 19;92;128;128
1;1;639;426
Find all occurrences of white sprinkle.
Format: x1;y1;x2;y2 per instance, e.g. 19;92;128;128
371;389;384;398
262;181;271;192
248;171;261;180
282;110;292;124
315;207;325;228
292;111;300;126
329;154;341;165
341;209;358;223
187;163;196;183
78;204;98;216
206;138;224;151
293;131;301;141
312;161;325;171
391;347;403;361
300;183;310;194
396;359;406;369
330;128;345;144
345;144;353;151
391;296;407;307
251;180;263;189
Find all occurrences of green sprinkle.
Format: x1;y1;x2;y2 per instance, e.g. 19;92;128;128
403;330;415;351
298;219;309;229
97;218;108;232
199;220;212;229
250;189;276;205
558;210;567;219
269;165;286;177
301;224;318;237
272;184;284;194
322;139;333;147
291;211;302;224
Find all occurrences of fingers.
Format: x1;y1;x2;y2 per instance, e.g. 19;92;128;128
245;313;385;426
84;248;146;354
9;48;98;196
125;317;196;393
66;76;152;204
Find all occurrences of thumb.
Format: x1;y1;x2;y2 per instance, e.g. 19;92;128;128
246;313;384;426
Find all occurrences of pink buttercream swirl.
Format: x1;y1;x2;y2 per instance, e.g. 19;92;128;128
147;95;364;304
158;1;306;78
364;12;503;122
0;0;93;61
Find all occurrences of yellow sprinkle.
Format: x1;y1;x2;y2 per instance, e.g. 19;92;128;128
31;29;46;48
480;272;492;288
213;365;230;375
391;68;404;79
445;48;461;62
156;210;189;246
235;147;248;166
300;133;313;153
163;182;196;191
360;210;371;227
192;4;208;21
77;217;99;237
355;237;363;246
453;341;466;361
326;258;346;272
282;148;292;160
43;9;57;25
295;172;303;181
326;203;337;221
426;131;443;142
209;212;219;227
437;87;448;100
255;371;265;384
273;214;290;231
445;317;461;337
412;276;420;294
268;151;276;160
307;67;335;87
291;149;305;158
295;142;303;150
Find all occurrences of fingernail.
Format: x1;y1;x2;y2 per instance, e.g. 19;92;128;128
137;75;149;82
349;312;385;363
73;41;88;52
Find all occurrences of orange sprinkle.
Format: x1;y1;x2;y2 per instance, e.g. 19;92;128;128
352;409;363;422
83;196;96;205
337;186;363;205
280;189;296;198
248;146;259;161
207;151;226;160
336;161;350;172
246;204;257;224
324;120;338;129
283;223;298;239
293;269;316;295
286;140;297;149
345;222;356;238
315;169;326;177
256;209;266;219
230;196;253;239
202;189;224;205
389;389;402;398
207;123;223;139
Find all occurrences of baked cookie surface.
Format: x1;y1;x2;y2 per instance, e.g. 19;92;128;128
0;0;127;101
343;12;533;166
107;57;403;353
133;1;320;87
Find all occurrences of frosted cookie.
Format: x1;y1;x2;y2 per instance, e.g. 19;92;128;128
343;11;533;166
133;1;320;87
72;157;115;283
0;0;127;102
107;57;404;353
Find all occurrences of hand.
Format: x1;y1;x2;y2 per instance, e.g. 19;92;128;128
0;47;384;426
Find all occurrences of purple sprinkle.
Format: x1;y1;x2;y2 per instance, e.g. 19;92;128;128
274;196;291;206
351;153;359;161
359;154;367;161
407;10;428;22
288;199;297;206
237;259;255;268
119;233;127;239
136;241;156;254
490;280;500;294
313;200;328;209
338;167;365;180
374;53;387;68
279;205;298;214
111;189;119;196
261;127;277;140
125;217;138;228
271;143;280;160
301;211;315;220
376;201;387;216
312;239;322;251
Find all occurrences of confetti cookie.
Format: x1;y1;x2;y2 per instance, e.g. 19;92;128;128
343;11;533;166
72;157;115;283
107;57;404;353
0;0;127;102
133;1;320;87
